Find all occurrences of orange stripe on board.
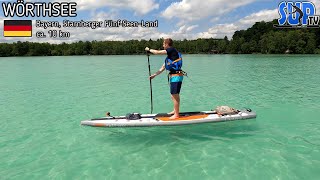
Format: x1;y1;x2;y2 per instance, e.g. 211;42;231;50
157;114;209;121
94;123;106;127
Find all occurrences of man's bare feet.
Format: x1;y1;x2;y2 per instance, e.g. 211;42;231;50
169;114;180;120
168;110;175;115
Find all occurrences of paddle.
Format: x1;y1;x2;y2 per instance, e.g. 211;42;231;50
146;50;154;114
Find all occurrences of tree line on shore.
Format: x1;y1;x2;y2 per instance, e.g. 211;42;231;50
1;19;320;57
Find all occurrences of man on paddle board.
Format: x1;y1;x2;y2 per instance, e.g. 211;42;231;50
145;38;183;119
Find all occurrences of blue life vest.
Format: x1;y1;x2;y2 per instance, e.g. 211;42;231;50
165;52;182;71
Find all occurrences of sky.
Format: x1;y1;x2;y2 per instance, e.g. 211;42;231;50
1;0;320;43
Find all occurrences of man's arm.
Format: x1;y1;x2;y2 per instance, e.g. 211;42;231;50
150;49;167;55
145;47;167;55
150;63;165;79
154;63;166;75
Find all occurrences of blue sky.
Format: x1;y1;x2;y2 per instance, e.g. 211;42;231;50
1;0;319;43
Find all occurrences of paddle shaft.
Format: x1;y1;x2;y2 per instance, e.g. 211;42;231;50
147;53;154;114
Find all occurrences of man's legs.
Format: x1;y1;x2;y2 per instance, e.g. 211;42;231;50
168;81;182;118
169;94;180;119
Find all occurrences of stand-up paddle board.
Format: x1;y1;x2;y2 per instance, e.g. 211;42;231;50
81;53;257;128
81;108;256;128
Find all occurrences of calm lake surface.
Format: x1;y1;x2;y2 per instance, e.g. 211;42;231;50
1;55;319;179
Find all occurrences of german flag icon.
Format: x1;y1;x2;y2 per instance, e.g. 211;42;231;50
4;20;32;37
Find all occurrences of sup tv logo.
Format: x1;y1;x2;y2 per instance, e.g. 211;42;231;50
274;1;320;28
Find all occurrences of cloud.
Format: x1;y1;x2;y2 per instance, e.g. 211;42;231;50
197;24;238;39
173;24;198;34
161;0;255;21
239;9;278;25
210;17;220;23
90;9;119;21
196;8;279;39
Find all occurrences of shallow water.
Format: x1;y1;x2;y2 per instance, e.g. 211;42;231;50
1;55;320;179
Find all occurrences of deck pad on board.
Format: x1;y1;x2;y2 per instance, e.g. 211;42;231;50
156;114;209;121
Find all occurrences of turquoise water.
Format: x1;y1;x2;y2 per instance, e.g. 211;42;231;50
1;55;320;179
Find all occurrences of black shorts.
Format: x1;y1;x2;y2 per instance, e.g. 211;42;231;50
170;82;182;94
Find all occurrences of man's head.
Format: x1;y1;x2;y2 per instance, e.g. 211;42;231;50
163;38;173;49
